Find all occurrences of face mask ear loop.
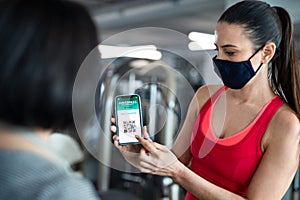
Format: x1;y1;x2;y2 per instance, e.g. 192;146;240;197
249;44;265;74
255;63;263;74
248;45;265;61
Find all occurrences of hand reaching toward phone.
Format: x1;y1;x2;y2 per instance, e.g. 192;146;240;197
135;135;183;179
112;117;183;177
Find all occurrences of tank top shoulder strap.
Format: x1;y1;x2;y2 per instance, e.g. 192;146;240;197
201;86;227;111
245;95;284;156
252;95;284;131
211;85;227;102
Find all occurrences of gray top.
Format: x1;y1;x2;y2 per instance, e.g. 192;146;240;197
0;150;100;200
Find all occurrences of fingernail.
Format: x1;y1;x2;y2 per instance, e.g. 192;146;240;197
135;135;139;139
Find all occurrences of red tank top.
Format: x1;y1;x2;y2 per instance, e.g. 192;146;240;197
185;86;284;199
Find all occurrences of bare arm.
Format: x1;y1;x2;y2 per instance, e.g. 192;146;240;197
137;104;300;200
246;107;300;199
138;138;247;200
178;106;300;200
171;85;221;165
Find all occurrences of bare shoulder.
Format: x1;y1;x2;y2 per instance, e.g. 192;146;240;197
266;103;300;146
195;84;224;102
193;84;224;113
272;104;299;134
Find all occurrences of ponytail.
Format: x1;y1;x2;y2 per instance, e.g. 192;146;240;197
218;1;299;117
271;7;300;118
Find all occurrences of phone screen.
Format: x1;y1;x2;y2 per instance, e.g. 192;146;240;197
115;94;143;145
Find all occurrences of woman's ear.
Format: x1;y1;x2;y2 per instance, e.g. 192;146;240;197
261;42;276;64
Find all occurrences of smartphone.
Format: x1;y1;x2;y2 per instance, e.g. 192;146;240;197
115;94;143;145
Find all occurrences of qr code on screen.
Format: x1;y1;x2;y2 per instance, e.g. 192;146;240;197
123;120;136;134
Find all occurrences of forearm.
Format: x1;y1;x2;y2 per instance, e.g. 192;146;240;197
137;136;246;199
171;161;246;200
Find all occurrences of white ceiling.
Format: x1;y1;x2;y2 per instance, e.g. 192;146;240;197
92;0;223;45
78;0;300;57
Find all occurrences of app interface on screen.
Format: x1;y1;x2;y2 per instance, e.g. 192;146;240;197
116;96;142;143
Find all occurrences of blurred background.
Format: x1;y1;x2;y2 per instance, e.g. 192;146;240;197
68;0;300;199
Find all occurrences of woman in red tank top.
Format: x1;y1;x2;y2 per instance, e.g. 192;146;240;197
113;1;300;199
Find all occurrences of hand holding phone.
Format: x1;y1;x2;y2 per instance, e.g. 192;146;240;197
115;94;143;145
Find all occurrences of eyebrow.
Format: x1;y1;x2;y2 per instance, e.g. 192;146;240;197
214;43;239;48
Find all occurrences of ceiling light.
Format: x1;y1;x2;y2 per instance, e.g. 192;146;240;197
188;32;215;51
129;60;151;68
188;41;215;51
98;45;162;60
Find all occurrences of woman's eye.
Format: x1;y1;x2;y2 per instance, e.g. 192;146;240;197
225;51;235;56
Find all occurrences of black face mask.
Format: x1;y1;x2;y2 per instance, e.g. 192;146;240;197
212;47;263;89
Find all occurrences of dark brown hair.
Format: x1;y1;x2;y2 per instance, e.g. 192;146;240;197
219;0;300;117
0;0;99;130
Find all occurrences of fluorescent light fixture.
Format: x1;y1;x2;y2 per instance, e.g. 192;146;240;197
188;32;215;51
125;49;162;60
123;2;173;17
129;59;151;68
188;32;215;42
188;41;216;51
98;45;162;60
